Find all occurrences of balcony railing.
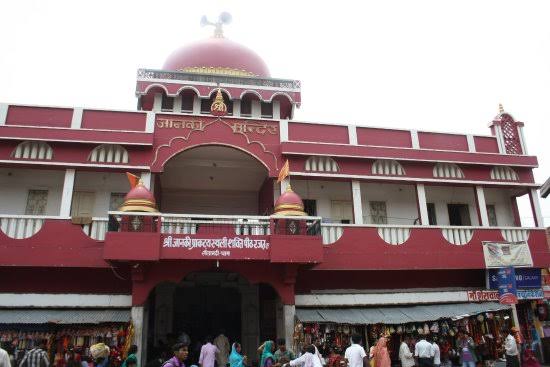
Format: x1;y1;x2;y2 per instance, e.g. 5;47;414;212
0;215;52;239
137;69;301;90
319;223;533;246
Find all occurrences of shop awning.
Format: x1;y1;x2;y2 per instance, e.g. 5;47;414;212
0;309;131;324
296;302;510;325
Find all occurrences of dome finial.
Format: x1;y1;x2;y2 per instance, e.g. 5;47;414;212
200;12;232;38
499;103;505;114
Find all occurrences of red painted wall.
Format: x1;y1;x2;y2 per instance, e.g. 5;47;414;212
288;123;349;144
357;127;412;148
6;106;73;128
81;110;147;131
474;136;499;153
295;269;485;293
418;132;469;151
0;267;131;294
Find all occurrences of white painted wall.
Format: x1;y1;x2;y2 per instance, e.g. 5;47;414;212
0;168;64;215
484;188;515;227
161;189;259;215
73;171;129;216
292;180;352;220
424;185;479;226
360;182;418;225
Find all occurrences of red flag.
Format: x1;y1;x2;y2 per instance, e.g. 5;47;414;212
277;159;290;183
126;172;140;189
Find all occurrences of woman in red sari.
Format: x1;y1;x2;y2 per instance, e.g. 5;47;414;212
372;337;391;367
522;348;540;367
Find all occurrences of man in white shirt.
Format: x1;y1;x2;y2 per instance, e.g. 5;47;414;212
287;345;323;367
503;327;519;367
0;345;11;367
430;338;441;367
345;334;367;367
399;336;415;367
415;336;435;367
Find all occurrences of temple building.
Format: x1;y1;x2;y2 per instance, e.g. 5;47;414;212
1;14;549;366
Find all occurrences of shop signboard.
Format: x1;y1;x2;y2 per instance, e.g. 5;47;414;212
467;289;543;302
497;267;518;304
482;241;533;268
160;234;270;260
488;268;541;289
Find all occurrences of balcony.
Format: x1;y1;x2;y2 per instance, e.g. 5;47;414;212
0;213;548;270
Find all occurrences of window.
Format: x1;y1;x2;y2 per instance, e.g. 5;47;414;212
161;96;174;111
25;190;48;215
331;201;353;224
181;94;194;112
110;193;126;211
303;199;317;217
241;98;252;116
486;205;498;226
427;203;437;225
200;98;211;114
447;204;471;226
261;102;273;118
369;201;388;224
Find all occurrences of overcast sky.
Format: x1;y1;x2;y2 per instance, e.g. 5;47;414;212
0;0;548;225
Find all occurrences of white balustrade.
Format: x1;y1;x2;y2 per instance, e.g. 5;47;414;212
160;214;271;235
501;228;529;242
441;227;474;245
320;225;344;245
0;215;48;239
377;227;411;245
81;218;109;240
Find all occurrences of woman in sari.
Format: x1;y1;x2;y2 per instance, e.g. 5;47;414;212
372;337;391;367
229;343;247;367
260;341;276;367
522;348;540;367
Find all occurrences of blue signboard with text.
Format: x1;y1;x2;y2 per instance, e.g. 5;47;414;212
489;267;541;289
498;267;518;304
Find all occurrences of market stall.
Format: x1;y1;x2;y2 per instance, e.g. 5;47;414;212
0;309;131;367
295;302;512;366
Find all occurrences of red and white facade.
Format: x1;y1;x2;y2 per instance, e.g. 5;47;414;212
0;28;548;363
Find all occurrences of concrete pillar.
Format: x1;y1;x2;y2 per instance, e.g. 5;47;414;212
272;100;281;120
518;126;528;155
153;93;163;112
348;125;358;145
529;189;544;228
0;103;8;125
466;135;476;152
233;100;241;117
410;130;420;149
173;95;183;113
60;169;76;218
146;112;155;133
193;95;201;115
475;186;490;227
279;120;289;142
71;108;83;129
275;299;285;340
283;305;296;352
154;283;176;346
416;183;429;225
141;172;152;190
351;180;363;224
240;285;260;362
131;306;145;366
251;100;261;118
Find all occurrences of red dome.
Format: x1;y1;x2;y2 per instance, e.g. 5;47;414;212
163;37;271;78
119;183;158;212
274;186;306;216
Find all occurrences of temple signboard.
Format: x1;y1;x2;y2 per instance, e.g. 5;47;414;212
160;234;270;260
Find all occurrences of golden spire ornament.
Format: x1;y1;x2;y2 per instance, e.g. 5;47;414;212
210;88;228;116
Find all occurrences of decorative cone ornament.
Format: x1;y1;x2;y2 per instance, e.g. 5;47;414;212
119;181;158;212
210;88;228;116
274;185;306;216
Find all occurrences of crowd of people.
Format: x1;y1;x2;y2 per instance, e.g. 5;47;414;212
0;327;542;367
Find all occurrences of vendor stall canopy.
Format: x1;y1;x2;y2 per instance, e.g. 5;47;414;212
296;302;511;325
0;309;130;324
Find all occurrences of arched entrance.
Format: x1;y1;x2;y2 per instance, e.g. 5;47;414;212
147;271;280;365
159;145;272;215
